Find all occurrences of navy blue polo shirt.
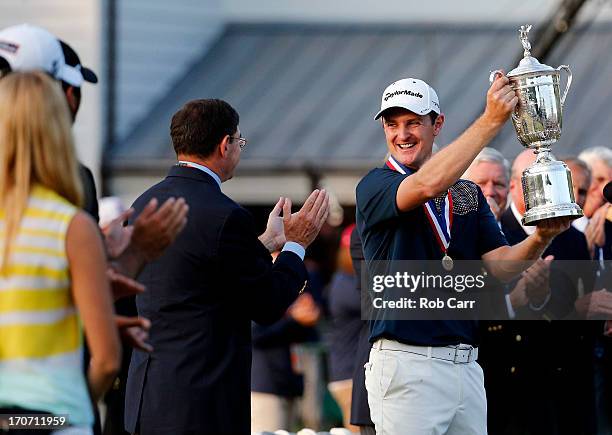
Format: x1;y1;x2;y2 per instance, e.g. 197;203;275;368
355;164;508;346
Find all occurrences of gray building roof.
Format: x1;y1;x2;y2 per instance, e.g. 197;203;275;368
107;22;612;174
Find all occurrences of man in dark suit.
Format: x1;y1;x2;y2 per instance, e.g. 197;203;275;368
501;151;600;319
485;150;598;435
124;99;329;435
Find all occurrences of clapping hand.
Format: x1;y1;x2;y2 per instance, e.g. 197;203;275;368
288;293;321;327
108;197;189;279
575;289;612;319
131;197;189;261
509;256;553;309
258;197;287;253
107;265;146;301
102;198;189;262
102;208;134;259
509;278;529;310
585;203;609;256
283;189;330;248
115;315;153;353
522;255;553;306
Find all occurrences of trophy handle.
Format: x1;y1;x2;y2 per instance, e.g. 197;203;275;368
489;69;504;83
557;65;572;107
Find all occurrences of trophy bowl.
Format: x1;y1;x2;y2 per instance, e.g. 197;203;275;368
511;71;564;150
492;24;583;225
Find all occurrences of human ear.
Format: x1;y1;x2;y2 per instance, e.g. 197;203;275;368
433;113;445;136
65;86;80;117
219;135;230;157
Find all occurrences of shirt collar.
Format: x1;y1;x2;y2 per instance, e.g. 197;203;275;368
385;156;415;176
177;160;222;188
510;201;536;235
572;215;589;233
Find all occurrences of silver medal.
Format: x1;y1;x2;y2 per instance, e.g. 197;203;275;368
442;254;454;271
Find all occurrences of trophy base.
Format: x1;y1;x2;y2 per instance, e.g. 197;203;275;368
522;202;583;226
521;152;583;226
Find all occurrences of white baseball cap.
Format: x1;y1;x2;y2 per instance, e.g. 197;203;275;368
374;78;440;120
0;24;83;86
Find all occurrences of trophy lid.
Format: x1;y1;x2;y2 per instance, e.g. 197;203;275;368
508;56;556;77
507;25;556;77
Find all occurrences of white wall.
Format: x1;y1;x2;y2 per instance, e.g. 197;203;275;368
115;0;224;142
0;0;104;184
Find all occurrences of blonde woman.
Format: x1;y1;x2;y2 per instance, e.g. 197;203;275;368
0;72;120;434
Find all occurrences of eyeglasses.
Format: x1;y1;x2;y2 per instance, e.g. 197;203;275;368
229;136;248;150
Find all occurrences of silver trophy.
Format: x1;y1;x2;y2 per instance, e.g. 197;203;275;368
491;24;583;225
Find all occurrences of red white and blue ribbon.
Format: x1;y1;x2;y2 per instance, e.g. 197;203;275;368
386;155;453;256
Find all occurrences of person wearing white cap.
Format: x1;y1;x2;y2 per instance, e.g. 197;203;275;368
0;24;83;85
0;23;190;433
0;23;189;299
0;24;102;218
355;75;572;434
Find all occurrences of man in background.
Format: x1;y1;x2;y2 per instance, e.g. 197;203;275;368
463;147;510;222
572;150;612;434
578;146;612;259
489;149;597;434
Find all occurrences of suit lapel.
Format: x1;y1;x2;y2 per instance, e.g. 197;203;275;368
500;208;528;246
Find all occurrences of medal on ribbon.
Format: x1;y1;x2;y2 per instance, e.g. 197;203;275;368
386;156;454;270
424;193;454;271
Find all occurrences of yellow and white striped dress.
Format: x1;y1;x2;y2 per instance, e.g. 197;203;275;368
0;184;93;426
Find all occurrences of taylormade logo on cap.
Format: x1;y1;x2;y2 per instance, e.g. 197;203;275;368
0;41;19;54
374;78;441;120
384;89;423;101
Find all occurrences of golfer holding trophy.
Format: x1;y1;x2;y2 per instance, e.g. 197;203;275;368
492;24;583;224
